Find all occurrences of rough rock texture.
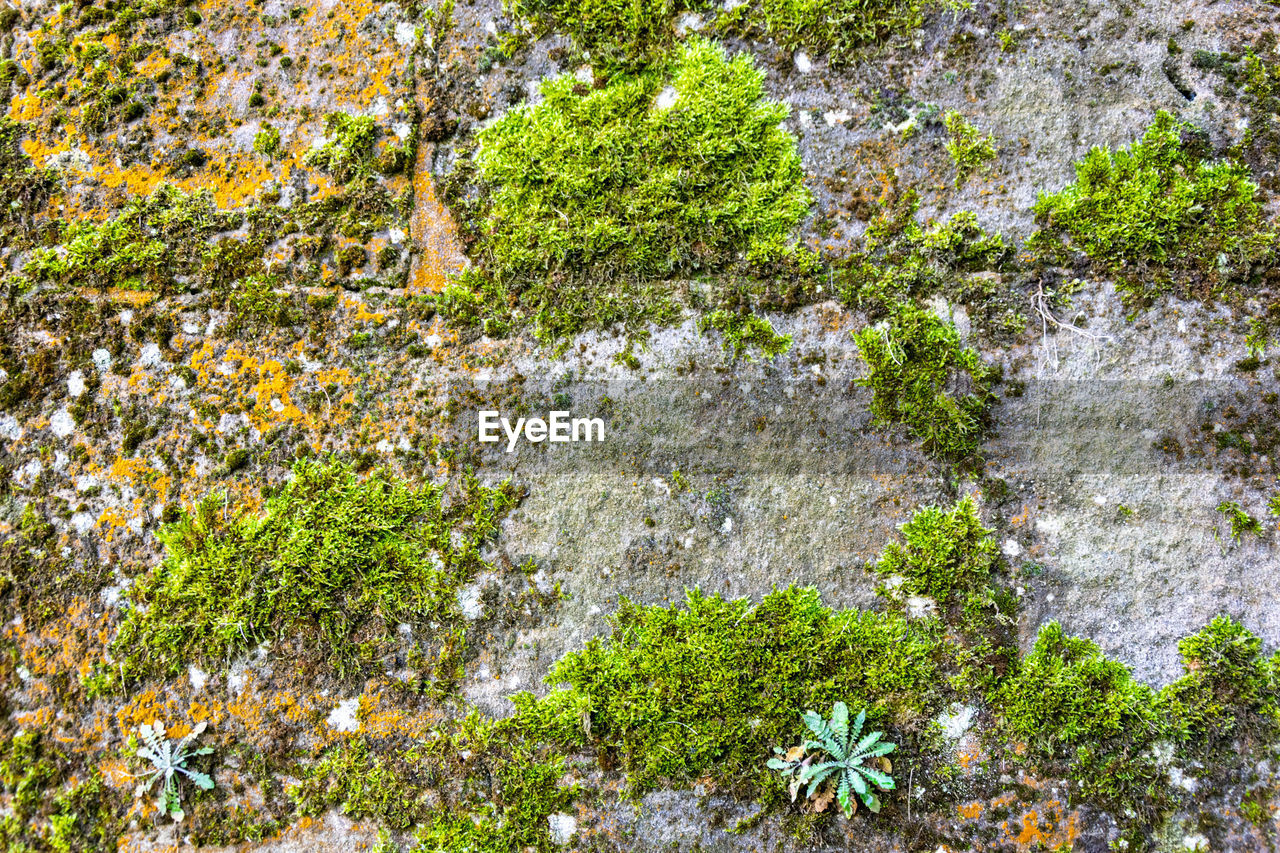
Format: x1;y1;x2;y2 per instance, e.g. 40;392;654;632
2;0;1279;849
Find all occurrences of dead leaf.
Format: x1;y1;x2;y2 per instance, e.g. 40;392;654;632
812;787;835;813
877;757;892;774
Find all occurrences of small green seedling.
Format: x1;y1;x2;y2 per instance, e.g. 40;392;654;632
768;701;896;816
133;721;215;822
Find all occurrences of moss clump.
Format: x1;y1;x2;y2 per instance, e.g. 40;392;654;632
1164;615;1280;758
853;300;995;463
441;37;813;343
996;622;1167;822
23;184;235;292
871;496;1016;695
512;0;686;73
1031;110;1276;302
253;123;281;158
540;586;940;794
872;496;998;607
304;112;379;182
290;711;579;851
943;110;996;185
1000;622;1160;754
698;309;792;361
1216;499;1262;543
998;615;1280;833
0;118;57;244
0;731;124;851
834;194;1022;339
513;0;953;72
112;458;516;680
717;0;957;66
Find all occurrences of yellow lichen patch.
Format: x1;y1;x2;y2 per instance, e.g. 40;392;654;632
1006;801;1078;849
107;456;155;487
7;88;47;124
100;757;134;790
955;784;1079;851
408;145;466;294
351;298;387;326
101;288;159;307
352;689;442;740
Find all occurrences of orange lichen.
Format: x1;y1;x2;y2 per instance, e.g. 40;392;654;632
408;144;466;293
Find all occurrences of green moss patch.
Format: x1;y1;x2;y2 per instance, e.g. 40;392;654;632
853;299;995;463
698;309;792;361
440;37;813;344
834;194;1022;339
1031;110;1276;303
717;0;957;66
512;0;956;72
942;110;996;185
112;458;517;680
540;587;942;796
0;731;125;852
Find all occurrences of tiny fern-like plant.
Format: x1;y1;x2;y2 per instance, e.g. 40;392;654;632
768;702;896;817
133;721;215;822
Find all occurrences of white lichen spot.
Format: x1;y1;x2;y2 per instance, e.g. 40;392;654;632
823;109;852;127
794;51;813;73
270;397;286;413
0;414;23;441
326;698;360;733
188;665;208;692
548;813;577;845
457;583;484;619
388;228;406;244
1169;766;1197;793
936;703;977;740
574;65;594;85
675;12;703;35
1034;515;1063;535
393;122;411;140
92;348;113;372
13;459;42;487
217;413;249;434
655;87;678;110
906;595;937;618
1001;539;1022;558
71;512;96;535
1183;835;1209;852
530;570;555;596
47;147;91;171
394;21;417;45
139;343;163;369
720;516;733;534
120;309;134;324
67;370;85;398
50;408;75;438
